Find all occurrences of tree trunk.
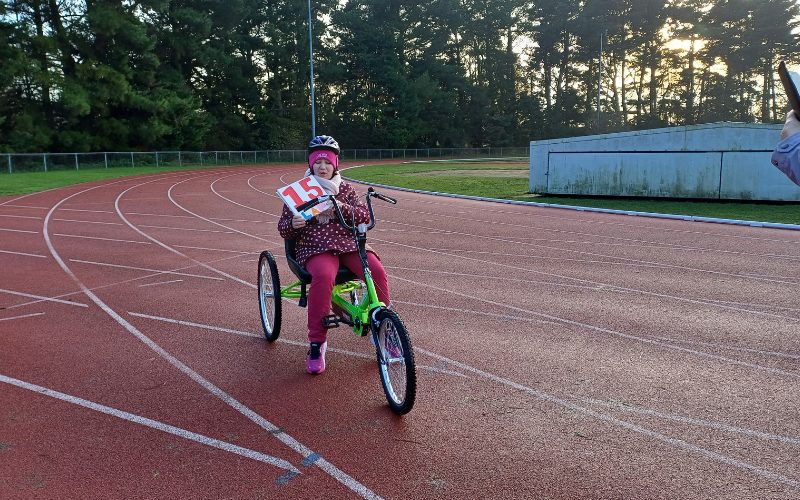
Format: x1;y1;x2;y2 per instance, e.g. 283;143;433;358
31;0;51;110
621;54;628;125
46;0;75;78
686;37;696;124
544;60;552;112
648;53;658;116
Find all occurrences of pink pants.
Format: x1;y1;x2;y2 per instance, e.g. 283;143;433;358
304;251;390;344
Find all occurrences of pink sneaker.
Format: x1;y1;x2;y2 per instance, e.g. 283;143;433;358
306;341;327;374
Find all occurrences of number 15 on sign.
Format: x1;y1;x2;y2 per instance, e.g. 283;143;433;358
277;176;331;220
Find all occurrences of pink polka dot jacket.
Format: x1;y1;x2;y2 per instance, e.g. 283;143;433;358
278;182;373;266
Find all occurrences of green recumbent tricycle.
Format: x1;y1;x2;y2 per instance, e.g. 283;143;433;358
257;187;416;414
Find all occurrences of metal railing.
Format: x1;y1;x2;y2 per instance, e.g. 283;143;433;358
0;147;529;174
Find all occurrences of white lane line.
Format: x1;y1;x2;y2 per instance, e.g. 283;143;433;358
139;224;235;234
388;273;800;380
211;175;277;218
0;228;38;234
388;266;635;295
54;233;152;245
58;208;115;214
129;312;260;336
0;312;45;322
205;177;800;370
1;204;49;210
0;249;46;258
740;273;800;282
2;254;245;312
377;191;800;246
0;189;64;208
388;204;800;261
392;300;562;327
377;238;800;324
700;297;800;314
0;288;88;308
113;176;381;498
0;374;299;473
173;244;252;254
431;247;671;270
53;218;124;225
127;312;467;378
400;300;800;359
576;397;800;447
157;174;800;488
138;279;184;288
117;192;261;289
246;173;282;202
127;212;270;224
382;219;800;286
413;346;800;490
68;259;225;281
654;337;800;360
167;175;280;245
126;212;193;219
0;214;41;220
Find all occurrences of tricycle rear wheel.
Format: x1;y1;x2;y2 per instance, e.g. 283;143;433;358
257;251;282;341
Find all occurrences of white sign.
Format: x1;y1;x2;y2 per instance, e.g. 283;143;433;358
276;176;332;220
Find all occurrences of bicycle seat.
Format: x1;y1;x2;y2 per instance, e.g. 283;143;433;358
284;239;358;285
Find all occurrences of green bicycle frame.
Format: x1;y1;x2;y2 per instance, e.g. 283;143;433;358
279;266;384;337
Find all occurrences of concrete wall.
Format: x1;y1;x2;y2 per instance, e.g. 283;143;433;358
529;123;800;201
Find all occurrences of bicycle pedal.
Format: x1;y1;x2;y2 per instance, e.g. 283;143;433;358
322;315;340;328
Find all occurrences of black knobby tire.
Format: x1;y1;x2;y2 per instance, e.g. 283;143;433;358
257;251;282;341
374;309;416;414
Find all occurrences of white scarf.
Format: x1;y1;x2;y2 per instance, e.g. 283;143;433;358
304;171;342;223
304;170;342;196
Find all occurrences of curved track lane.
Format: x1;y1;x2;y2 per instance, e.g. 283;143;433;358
1;164;799;499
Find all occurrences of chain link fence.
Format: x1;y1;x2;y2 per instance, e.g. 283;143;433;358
0;147;529;174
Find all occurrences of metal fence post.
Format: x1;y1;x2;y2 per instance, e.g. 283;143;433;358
104;153;108;168
178;151;182;166
7;154;12;174
131;152;134;167
43;153;48;172
155;152;159;167
75;153;79;170
200;152;204;166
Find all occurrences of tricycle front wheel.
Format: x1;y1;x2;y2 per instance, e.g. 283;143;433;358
374;309;416;414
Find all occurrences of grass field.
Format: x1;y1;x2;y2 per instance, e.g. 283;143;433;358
344;161;800;225
0;165;217;196
2;160;799;224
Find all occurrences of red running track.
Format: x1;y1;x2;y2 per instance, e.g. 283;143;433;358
1;164;799;499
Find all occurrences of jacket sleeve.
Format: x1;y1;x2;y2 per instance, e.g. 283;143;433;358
336;183;371;225
771;133;800;187
278;204;303;239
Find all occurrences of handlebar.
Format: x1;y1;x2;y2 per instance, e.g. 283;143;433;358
368;187;397;205
295;187;397;234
